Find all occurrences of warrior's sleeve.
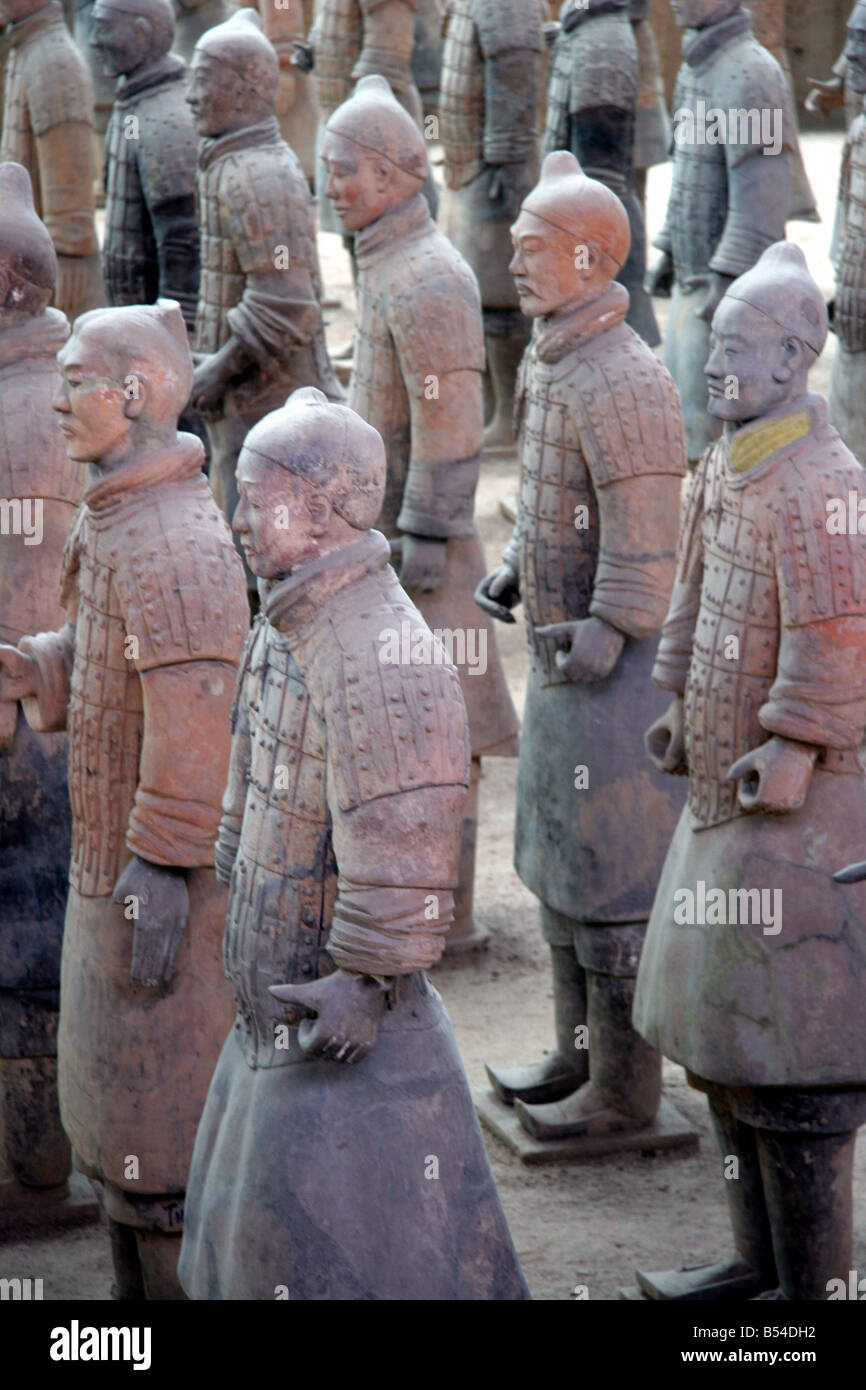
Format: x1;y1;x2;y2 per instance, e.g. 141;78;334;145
115;503;248;868
137;120;200;331
316;627;469;976
17;506;85;731
474;0;544;168
356;0;418;93
651;445;710;692
390;270;485;538
574;352;686;640
27;47;97;257
709;58;793;278
759;464;866;750
215;625;256;884
223;155;323;367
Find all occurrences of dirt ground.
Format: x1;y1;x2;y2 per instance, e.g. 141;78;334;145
3;130;865;1302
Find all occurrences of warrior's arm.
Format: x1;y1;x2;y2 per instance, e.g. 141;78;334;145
590;471;681;641
710;145;791;281
148;191;201;333
652;452;707;692
215;659;253;885
356;0;418;95
17;621;76;732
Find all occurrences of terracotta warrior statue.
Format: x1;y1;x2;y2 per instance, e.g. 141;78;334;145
477;152;687;1146
322;75;519;950
178;387;529;1301
649;0;793;464
0;164;81;1216
828;2;866;464
187;9;342;589
544;0;659;346
0;300;249;1299
439;0;546;451
632;242;866;1302
230;0;319;186
90;0;200;330
0;0;104;321
295;0;438;235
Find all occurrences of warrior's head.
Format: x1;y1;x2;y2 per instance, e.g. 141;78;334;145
234;388;386;579
54;300;193;469
669;0;741;30
90;0;175;80
845;0;866;95
705;242;827;427
0;163;56;331
187;8;278;137
509;151;630;320
322;75;428;234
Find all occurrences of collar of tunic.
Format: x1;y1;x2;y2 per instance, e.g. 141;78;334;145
115;52;186;105
562;0;628;33
260;528;392;641
681;5;750;69
531;281;629;363
0;307;68;372
354;194;431;269
82;432;205;515
722;392;825;488
198;115;282;172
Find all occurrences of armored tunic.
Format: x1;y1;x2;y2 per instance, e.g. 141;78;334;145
634;397;866;1087
102;54;200;330
544;0;659;345
829;106;866;461
351;193;518;756
178;530;529;1300
656;5;793;458
0;0;103;321
0;309;80;1056
506;283;686;922
439;0;545;308
19;439;248;1211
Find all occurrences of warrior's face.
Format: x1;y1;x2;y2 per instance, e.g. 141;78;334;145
669;0;734;28
705;296;801;425
321;132;394;233
187;53;248;137
509;209;604;318
54;326;133;466
90;3;151;80
845;12;866;94
234;450;324;579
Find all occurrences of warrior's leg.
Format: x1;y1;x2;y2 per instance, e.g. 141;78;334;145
445;756;487;952
108;1217;146;1301
486;904;588;1105
482;309;530;451
633;1090;777;1300
515;921;660;1139
757;1125;857;1300
135;1230;187;1301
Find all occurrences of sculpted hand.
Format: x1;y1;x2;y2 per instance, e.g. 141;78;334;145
0;644;37;703
398;533;447;595
191;355;227;415
645;695;688;775
727;736;817;815
804;75;844;118
54;254;90;321
487;163;531;221
647;251;674;298
475;563;520;623
113;855;189;988
269;970;388;1063
291;39;315;71
699;272;734;325
535;616;625;683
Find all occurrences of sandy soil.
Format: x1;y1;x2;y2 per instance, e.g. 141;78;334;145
2;130;864;1302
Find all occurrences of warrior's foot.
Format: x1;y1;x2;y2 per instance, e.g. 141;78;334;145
514;1081;653;1141
485;1053;584;1107
635;1258;777;1302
